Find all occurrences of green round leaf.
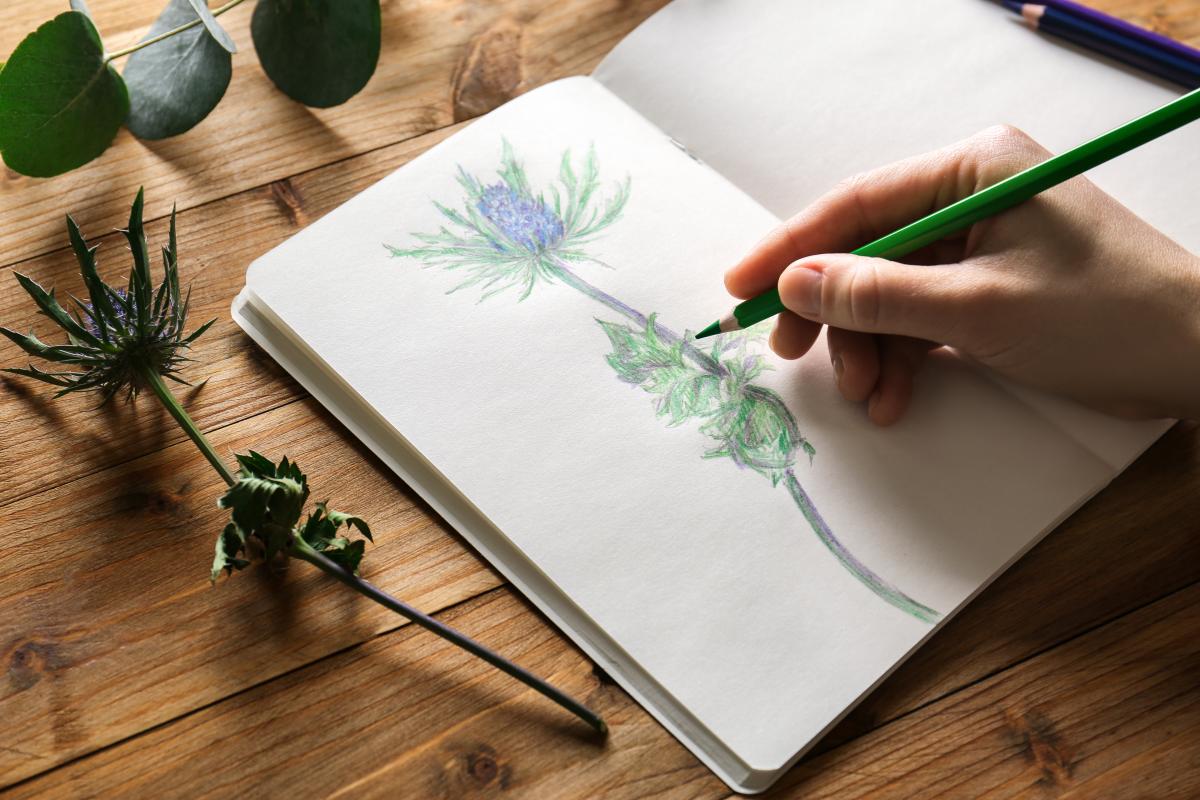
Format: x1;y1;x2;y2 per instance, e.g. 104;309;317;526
123;0;232;139
186;0;237;54
0;12;129;177
251;0;381;108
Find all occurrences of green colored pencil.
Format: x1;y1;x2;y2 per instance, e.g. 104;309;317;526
695;86;1200;339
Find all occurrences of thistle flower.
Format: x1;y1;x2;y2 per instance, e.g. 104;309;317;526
386;139;630;300
1;189;212;403
476;183;565;253
3;190;606;734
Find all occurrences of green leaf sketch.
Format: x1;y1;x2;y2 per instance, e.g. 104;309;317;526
386;142;942;624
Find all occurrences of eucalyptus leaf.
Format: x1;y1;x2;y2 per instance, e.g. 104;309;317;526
0;12;129;177
251;0;381;108
186;0;237;54
123;0;232;139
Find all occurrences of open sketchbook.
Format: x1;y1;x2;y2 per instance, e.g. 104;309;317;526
233;0;1197;793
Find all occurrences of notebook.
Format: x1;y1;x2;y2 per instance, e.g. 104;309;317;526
232;0;1197;792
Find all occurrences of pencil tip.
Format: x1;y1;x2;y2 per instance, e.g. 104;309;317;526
695;321;721;340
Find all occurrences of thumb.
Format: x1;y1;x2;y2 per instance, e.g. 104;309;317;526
778;254;973;344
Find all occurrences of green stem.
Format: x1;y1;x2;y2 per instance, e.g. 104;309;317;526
141;366;235;487
291;539;607;735
104;0;250;63
140;365;605;733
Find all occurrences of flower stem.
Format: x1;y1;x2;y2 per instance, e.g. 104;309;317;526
141;366;235;487
551;260;726;377
104;0;250;63
784;469;941;623
290;539;607;735
141;366;604;733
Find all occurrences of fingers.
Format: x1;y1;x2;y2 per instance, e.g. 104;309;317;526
868;338;934;426
824;330;934;425
724;124;1050;300
778;253;984;346
769;310;821;359
725;141;976;299
827;328;878;403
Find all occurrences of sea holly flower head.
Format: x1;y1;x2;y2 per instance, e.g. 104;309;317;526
0;189;214;402
385;140;630;300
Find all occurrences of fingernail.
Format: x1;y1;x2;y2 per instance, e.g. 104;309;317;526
783;266;822;316
867;389;882;416
832;354;844;385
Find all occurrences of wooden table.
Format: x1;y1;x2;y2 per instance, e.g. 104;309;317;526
2;2;1198;797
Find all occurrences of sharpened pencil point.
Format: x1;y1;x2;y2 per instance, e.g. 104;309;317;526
696;320;722;339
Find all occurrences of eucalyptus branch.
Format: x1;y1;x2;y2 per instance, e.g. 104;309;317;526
104;0;251;63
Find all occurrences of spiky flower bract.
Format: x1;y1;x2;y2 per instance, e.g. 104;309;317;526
213;451;373;582
0;188;213;402
385;139;630;300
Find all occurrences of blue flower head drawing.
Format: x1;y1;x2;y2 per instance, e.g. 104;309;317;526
388;140;630;300
476;184;565;253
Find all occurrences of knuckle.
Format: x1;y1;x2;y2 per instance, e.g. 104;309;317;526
843;261;883;330
832;170;876;201
965;124;1049;185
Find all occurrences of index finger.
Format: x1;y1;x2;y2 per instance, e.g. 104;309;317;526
724;136;989;300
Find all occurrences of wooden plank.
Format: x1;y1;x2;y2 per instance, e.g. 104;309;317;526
1;411;1195;788
756;585;1200;799
812;421;1200;754
0;397;502;786
0;0;668;269
8;579;1197;799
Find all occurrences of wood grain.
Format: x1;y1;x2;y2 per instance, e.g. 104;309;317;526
1;0;1198;797
0;396;500;785
8;579;1198;799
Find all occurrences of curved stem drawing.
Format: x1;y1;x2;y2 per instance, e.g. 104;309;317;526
554;260;940;623
783;469;940;623
553;261;725;377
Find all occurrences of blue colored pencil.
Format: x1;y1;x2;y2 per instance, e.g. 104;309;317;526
1039;0;1200;69
1003;2;1200;89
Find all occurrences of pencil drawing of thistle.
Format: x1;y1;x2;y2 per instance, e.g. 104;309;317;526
386;141;941;624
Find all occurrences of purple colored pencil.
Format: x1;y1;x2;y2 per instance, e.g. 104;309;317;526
1038;0;1200;67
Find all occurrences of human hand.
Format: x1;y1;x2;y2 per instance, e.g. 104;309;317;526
725;125;1200;425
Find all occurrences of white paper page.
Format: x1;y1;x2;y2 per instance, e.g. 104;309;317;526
594;0;1195;467
244;77;1111;776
